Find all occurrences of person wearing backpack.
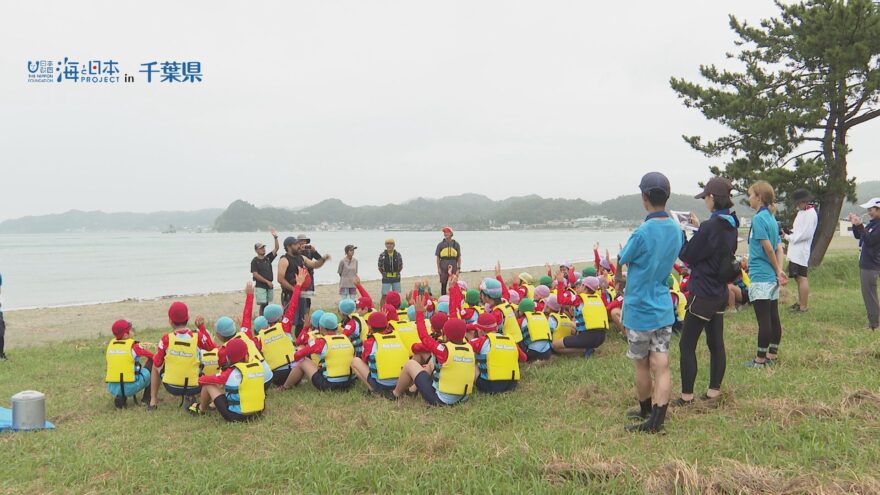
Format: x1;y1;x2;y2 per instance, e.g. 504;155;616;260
675;177;739;406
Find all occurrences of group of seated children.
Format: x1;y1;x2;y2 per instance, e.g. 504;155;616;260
104;249;705;420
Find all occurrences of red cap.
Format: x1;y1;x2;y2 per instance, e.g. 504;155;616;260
168;301;189;324
111;319;132;339
443;318;467;342
224;338;248;365
426;299;436;312
429;312;448;332
381;304;398;321
442;226;453;234
356;297;373;310
367;312;388;330
385;291;401;308
476;313;498;332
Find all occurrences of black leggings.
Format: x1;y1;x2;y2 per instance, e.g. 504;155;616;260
753;299;782;358
0;307;5;355
679;312;726;394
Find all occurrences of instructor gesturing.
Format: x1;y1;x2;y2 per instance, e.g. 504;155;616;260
435;226;461;295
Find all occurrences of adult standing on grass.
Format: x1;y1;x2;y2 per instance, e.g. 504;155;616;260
618;172;683;434
0;271;6;361
786;189;818;312
848;197;880;331
251;228;280;316
745;181;788;368
436;226;461;296
338;244;359;300
378;239;403;307
278;234;330;334
675;177;739;406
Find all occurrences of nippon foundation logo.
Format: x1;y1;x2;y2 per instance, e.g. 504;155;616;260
26;58;204;84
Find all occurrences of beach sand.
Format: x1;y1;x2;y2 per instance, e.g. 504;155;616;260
3;264;581;349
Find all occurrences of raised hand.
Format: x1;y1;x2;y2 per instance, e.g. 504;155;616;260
414;292;426;313
495;261;501;277
245;281;255;295
295;267;309;286
194;315;205;328
270;227;278;238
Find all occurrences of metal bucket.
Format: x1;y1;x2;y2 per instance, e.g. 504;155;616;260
12;390;46;431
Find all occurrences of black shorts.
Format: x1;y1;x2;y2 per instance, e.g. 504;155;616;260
413;371;445;406
163;383;201;396
519;342;552;361
311;372;354;391
213;395;253;423
271;367;292;387
475;377;518;394
561;331;606;350
788;261;808;278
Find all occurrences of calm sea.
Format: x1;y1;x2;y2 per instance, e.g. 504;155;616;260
0;230;633;310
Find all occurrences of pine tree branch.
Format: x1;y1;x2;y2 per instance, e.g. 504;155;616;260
845;108;880;129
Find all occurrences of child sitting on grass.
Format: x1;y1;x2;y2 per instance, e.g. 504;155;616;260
515;297;553;361
469;312;526;393
350;312;410;399
189;338;265;422
147;301;208;410
280;312;356;391
552;275;608;358
105;319;154;409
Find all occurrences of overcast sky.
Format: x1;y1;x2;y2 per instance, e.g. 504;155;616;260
1;0;877;222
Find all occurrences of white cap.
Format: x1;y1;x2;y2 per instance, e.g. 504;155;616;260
859;197;880;209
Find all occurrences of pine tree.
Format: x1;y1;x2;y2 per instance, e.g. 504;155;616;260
671;0;880;265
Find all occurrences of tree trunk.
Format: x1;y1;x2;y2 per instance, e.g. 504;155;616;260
809;192;844;267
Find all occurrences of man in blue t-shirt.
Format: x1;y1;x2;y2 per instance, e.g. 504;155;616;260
616;172;683;434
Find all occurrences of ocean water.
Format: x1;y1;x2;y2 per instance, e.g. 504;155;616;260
0;230;633;310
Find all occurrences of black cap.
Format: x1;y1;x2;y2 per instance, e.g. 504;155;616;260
639;172;671;196
695;177;733;199
791;189;813;204
283;236;297;247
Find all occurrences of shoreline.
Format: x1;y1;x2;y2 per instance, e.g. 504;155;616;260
2;262;585;350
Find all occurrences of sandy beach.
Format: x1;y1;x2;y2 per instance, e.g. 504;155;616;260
3;263;584;349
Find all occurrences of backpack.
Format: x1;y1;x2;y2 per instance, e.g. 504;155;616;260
715;217;739;284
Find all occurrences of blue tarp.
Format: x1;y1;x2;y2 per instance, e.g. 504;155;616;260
0;407;55;432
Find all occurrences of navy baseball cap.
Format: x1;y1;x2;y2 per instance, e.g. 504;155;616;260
283;236;297;247
639;172;671;196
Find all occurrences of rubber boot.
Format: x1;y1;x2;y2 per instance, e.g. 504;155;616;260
626;398;652;420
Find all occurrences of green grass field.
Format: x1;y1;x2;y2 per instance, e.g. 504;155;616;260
2;253;879;494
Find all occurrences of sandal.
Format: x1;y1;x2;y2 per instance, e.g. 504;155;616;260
672;398;694;407
744;359;766;368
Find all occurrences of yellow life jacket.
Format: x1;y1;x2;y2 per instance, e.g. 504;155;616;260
235;331;264;362
258;323;296;370
550;313;575;341
371;332;410;380
741;270;751;288
230;361;266;415
396;309;409;322
163;334;200;388
670;274;682;293
438;244;459;259
523;312;552;342
606;283;617;300
351;313;370;338
495;303;523;343
389;320;419;356
579;293;609;330
105;339;135;383
485;333;520;382
521;283;535;300
319;334;354;379
671;289;686;322
436;342;475;395
201;349;220;377
305;329;322;365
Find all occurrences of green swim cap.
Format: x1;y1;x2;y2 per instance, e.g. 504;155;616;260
538;275;553;287
465;289;480;306
582;267;597;277
518;297;536;313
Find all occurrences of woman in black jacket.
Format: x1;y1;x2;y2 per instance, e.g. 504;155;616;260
675;177;739;406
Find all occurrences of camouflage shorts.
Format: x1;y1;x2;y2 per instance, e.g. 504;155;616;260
626;326;672;360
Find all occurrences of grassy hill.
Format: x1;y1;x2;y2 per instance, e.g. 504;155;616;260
1;253;879;493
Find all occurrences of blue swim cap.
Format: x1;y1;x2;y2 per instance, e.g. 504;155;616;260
338;299;356;315
215;316;236;338
407;305;416;320
253;316;269;334
437;302;450;315
310;310;326;328
263;304;283;323
319;312;339;330
480;278;503;299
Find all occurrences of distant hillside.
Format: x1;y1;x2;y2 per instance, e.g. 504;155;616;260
0;209;222;233
213;193;721;232
847;181;880;211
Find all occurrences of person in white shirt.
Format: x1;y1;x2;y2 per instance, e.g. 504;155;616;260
786;189;818;312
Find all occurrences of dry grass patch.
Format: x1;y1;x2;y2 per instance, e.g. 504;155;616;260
542;452;633;485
